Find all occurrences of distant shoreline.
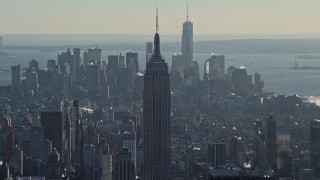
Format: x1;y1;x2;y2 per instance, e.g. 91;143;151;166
4;38;320;54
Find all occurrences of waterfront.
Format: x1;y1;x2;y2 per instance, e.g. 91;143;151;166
1;49;320;96
1;34;320;96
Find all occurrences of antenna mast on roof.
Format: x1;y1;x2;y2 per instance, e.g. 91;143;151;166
187;2;189;21
156;6;159;33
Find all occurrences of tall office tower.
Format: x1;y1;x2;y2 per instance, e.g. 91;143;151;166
87;64;100;88
59;63;70;75
126;52;139;86
277;134;292;178
72;48;81;83
85;123;99;169
0;162;9;179
207;143;226;167
254;73;261;87
229;137;241;165
310;119;320;169
66;48;72;65
171;55;185;76
83;51;88;69
146;42;153;62
107;54;119;91
204;55;225;81
63;101;71;165
46;148;61;180
100;70;108;87
126;52;139;74
265;114;277;169
253;120;267;169
88;48;102;69
254;73;264;94
119;53;125;68
83;144;94;180
231;67;248;95
25;68;39;96
58;48;72;66
247;73;252;84
101;144;112;180
40;112;64;163
226;66;235;80
181;5;193;69
11;65;21;96
170;54;184;89
118;68;133;91
107;55;119;87
193;61;200;81
70;102;76;155
115;148;135;180
70;100;81;174
83;124;92;143
29;116;46;160
5;129;14;162
11;146;24;176
143;10;171;179
79;123;85;178
123;137;137;167
133;73;144;101
107;55;119;74
29;59;39;71
58;52;67;66
277;135;290;168
47;59;57;71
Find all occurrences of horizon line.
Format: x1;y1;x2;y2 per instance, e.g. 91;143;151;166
2;33;320;36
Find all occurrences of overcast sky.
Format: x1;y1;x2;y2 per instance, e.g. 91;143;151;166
1;0;320;34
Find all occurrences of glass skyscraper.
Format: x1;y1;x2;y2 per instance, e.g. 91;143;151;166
181;9;193;69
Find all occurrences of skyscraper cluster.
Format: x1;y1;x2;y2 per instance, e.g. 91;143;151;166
204;55;225;81
1;5;320;180
170;6;200;90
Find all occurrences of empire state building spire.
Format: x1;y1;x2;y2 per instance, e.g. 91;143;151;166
151;7;163;61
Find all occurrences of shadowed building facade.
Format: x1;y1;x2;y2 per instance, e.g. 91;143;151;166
41;112;64;163
265;114;277;169
11;65;21;96
143;9;171;180
310;119;320;169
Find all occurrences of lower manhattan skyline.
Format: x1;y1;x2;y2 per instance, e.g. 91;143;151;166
1;1;320;180
1;0;320;34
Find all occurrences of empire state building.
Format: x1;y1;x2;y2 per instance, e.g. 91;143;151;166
143;9;171;180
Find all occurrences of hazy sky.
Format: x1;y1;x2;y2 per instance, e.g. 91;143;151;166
1;0;320;35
